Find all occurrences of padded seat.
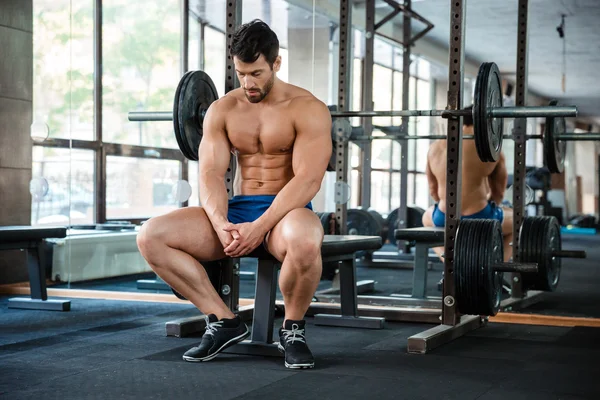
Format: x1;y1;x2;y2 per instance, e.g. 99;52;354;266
248;234;383;260
0;226;67;244
393;227;445;299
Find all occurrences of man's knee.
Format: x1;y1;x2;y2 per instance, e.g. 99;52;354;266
137;217;167;258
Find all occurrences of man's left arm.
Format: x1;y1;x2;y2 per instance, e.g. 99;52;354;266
254;98;332;233
488;152;508;205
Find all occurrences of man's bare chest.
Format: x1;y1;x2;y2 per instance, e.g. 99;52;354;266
226;108;296;154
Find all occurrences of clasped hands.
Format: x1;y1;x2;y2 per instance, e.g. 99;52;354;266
219;221;267;258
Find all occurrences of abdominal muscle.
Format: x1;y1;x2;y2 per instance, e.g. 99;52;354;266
234;152;294;196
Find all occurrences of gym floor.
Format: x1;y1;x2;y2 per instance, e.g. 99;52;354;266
1;234;599;399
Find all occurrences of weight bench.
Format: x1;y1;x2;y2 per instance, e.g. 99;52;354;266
0;226;70;311
223;234;383;357
392;227;444;298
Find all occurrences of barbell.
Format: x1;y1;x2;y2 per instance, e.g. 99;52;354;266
348;104;594;175
128;62;577;164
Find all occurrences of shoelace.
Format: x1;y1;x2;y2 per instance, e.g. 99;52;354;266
281;323;306;345
204;318;224;337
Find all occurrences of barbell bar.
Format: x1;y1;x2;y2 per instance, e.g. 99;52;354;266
327;106;576;119
127;62;578;163
347;133;600;141
128;108;578;124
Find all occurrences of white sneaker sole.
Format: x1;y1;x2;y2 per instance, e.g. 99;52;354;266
278;343;314;369
182;329;250;362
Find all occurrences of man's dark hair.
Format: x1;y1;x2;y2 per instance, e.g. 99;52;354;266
230;19;279;68
463;105;473;127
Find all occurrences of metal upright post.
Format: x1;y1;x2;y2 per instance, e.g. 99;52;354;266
511;0;529;299
440;0;466;326
407;0;484;355
397;0;411;250
221;0;243;311
335;0;352;234
360;0;375;210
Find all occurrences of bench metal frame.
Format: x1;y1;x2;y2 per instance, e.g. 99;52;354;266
1;240;70;311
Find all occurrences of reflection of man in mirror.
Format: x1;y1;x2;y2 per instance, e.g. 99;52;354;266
137;19;332;369
422;105;514;264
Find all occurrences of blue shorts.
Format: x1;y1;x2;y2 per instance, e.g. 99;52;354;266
227;195;313;225
431;200;504;227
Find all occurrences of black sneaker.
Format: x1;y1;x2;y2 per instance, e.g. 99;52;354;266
182;314;249;362
278;319;314;369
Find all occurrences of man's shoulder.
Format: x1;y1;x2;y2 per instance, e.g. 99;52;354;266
206;91;241;116
286;87;328;113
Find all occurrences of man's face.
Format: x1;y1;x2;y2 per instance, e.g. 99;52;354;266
234;54;281;103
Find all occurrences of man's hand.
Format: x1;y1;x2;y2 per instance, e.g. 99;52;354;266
215;225;236;250
222;221;268;258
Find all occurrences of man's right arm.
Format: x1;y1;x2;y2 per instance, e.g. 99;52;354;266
198;100;232;231
425;149;440;202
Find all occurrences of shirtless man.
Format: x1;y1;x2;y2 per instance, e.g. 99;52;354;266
136;19;332;369
422;107;513;263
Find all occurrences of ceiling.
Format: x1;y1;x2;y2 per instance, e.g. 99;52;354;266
374;0;600;122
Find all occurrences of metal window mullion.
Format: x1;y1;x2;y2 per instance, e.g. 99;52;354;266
442;0;466;326
180;0;190;206
94;0;105;223
360;0;375;210
511;0;530;298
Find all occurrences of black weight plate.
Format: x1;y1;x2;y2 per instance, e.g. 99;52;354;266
174;70;219;161
474;62;504;162
455;219;503;316
518;216;561;291
173;71;194;160
347;209;381;236
386;206;425;245
368;210;387;242
316;212;334;234
544;100;567;174
327;142;336;172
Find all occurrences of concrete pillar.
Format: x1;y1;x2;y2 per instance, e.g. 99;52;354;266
0;0;34;284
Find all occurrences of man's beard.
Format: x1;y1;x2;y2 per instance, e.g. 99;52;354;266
245;73;275;103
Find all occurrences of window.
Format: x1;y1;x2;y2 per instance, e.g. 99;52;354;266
31;148;95;226
204;26;226;97
106;157;181;219
33;0;94;141
189;16;202;70
102;0;180;147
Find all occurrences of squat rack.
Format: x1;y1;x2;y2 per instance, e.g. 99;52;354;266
212;0;545;352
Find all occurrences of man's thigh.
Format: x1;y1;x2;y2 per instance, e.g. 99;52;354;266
265;208;324;262
146;206;226;262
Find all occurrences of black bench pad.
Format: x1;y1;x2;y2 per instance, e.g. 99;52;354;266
321;235;382;256
246;234;382;260
0;226;67;243
395;227;444;243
